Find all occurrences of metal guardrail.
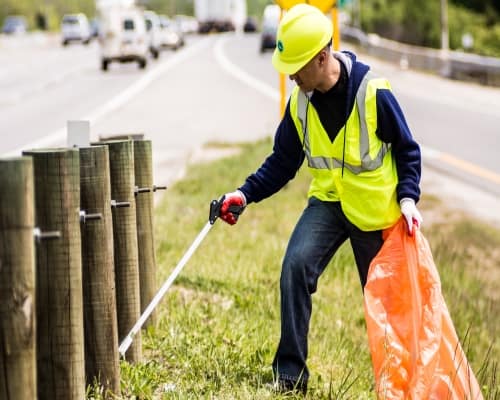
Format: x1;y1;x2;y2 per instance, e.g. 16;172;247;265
341;26;500;87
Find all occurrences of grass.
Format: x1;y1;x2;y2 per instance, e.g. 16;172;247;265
88;138;499;399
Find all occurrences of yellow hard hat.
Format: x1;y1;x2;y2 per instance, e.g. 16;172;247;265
272;4;333;75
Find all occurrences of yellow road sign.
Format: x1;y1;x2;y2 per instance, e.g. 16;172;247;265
275;0;335;13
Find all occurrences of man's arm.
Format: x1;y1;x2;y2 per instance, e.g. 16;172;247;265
376;88;421;203
238;102;305;204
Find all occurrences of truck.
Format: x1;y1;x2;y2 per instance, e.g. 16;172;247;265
195;0;247;33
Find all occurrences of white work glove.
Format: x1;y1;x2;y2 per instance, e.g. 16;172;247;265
400;198;423;235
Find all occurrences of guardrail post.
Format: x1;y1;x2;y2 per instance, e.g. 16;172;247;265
0;157;37;400
22;149;85;400
101;140;142;363
79;145;120;395
133;139;157;328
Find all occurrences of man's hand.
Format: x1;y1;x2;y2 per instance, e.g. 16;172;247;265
219;190;246;225
400;198;423;235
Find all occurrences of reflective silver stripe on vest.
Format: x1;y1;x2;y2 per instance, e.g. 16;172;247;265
297;71;390;174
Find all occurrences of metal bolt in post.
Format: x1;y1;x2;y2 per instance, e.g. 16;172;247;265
134;186;151;195
79;211;103;224
134;185;167;194
153;185;167;192
33;227;61;242
111;200;130;208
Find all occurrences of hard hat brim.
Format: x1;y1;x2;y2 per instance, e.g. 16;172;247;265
272;47;310;75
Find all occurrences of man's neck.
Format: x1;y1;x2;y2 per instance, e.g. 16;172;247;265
317;54;341;93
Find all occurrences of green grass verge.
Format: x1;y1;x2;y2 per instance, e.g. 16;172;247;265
88;138;499;399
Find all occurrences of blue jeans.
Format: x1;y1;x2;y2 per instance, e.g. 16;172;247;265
272;197;384;386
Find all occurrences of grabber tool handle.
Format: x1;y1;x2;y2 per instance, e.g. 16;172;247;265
119;199;219;357
209;197;243;224
209;199;221;224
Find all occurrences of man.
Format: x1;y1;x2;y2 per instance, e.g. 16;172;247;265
217;3;423;394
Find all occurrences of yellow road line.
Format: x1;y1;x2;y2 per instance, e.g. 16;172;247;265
439;151;500;185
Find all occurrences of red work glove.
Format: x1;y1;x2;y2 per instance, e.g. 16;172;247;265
400;198;423;235
220;190;246;225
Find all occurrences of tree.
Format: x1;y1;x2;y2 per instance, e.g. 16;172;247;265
1;0;96;31
400;0;440;47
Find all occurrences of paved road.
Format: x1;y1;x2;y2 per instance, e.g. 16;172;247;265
1;32;499;226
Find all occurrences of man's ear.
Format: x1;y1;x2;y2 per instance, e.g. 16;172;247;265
318;50;327;67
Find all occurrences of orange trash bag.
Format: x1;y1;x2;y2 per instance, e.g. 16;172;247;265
364;217;483;399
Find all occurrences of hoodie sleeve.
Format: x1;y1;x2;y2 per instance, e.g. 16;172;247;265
238;102;305;204
376;88;421;203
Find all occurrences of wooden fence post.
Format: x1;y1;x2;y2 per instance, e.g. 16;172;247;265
79;145;121;396
22;149;85;400
133;139;157;328
101;140;142;363
99;133;144;142
0;157;37;400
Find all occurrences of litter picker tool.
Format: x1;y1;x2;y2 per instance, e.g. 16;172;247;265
118;197;240;357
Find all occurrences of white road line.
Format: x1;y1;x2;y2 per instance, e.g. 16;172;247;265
3;37;212;157
214;35;280;102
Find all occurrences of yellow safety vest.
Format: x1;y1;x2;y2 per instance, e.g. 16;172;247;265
290;71;401;231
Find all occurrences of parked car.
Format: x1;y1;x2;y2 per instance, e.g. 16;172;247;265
262;4;281;23
174;14;198;35
98;7;148;71
243;17;257;33
89;17;100;38
2;15;27;34
143;10;162;59
61;13;92;45
158;16;184;50
260;23;277;53
260;4;280;53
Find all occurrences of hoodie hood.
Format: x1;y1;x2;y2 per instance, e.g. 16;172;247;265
333;51;370;116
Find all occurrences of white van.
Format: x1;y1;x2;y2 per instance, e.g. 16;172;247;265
143;10;162;59
61;13;91;45
158;16;185;50
260;4;280;53
98;6;148;71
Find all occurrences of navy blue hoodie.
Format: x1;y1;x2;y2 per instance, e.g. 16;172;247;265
239;51;421;206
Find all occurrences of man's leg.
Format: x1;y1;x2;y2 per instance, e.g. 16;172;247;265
348;223;384;288
272;198;348;390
